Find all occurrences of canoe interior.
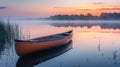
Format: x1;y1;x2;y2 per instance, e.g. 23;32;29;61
15;30;73;56
15;30;72;42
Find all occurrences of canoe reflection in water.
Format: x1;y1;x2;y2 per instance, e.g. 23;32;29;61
16;40;72;67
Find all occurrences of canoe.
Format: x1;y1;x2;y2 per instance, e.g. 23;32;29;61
16;40;72;67
15;30;73;56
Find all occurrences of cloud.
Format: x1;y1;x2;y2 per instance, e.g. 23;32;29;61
98;8;120;10
76;8;120;11
93;2;104;5
0;6;7;10
76;9;92;11
53;7;71;9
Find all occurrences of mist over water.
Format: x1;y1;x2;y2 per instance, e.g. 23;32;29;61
0;20;120;67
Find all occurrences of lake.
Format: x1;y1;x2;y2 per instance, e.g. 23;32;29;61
0;20;120;67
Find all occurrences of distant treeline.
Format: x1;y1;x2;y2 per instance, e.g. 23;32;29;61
48;12;120;20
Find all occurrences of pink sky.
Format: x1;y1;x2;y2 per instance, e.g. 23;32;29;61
0;0;120;18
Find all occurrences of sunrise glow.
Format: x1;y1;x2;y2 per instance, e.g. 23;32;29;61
0;0;120;18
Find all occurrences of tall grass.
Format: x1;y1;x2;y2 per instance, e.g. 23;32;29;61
0;19;20;55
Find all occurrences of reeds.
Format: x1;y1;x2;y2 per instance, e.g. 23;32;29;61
0;19;20;55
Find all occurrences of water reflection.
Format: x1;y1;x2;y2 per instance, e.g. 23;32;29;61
50;22;120;29
16;40;72;67
1;20;120;67
113;50;118;64
48;23;120;34
98;40;101;52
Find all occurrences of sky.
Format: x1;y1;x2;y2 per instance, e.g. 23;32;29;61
0;0;120;18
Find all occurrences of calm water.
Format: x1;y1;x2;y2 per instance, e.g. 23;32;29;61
0;20;120;67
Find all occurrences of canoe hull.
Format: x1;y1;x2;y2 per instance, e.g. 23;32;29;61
15;30;72;56
16;40;72;67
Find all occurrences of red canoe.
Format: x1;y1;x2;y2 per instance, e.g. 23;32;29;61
15;30;73;56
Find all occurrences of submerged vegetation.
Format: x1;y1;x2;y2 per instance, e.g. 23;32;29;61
0;19;20;55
